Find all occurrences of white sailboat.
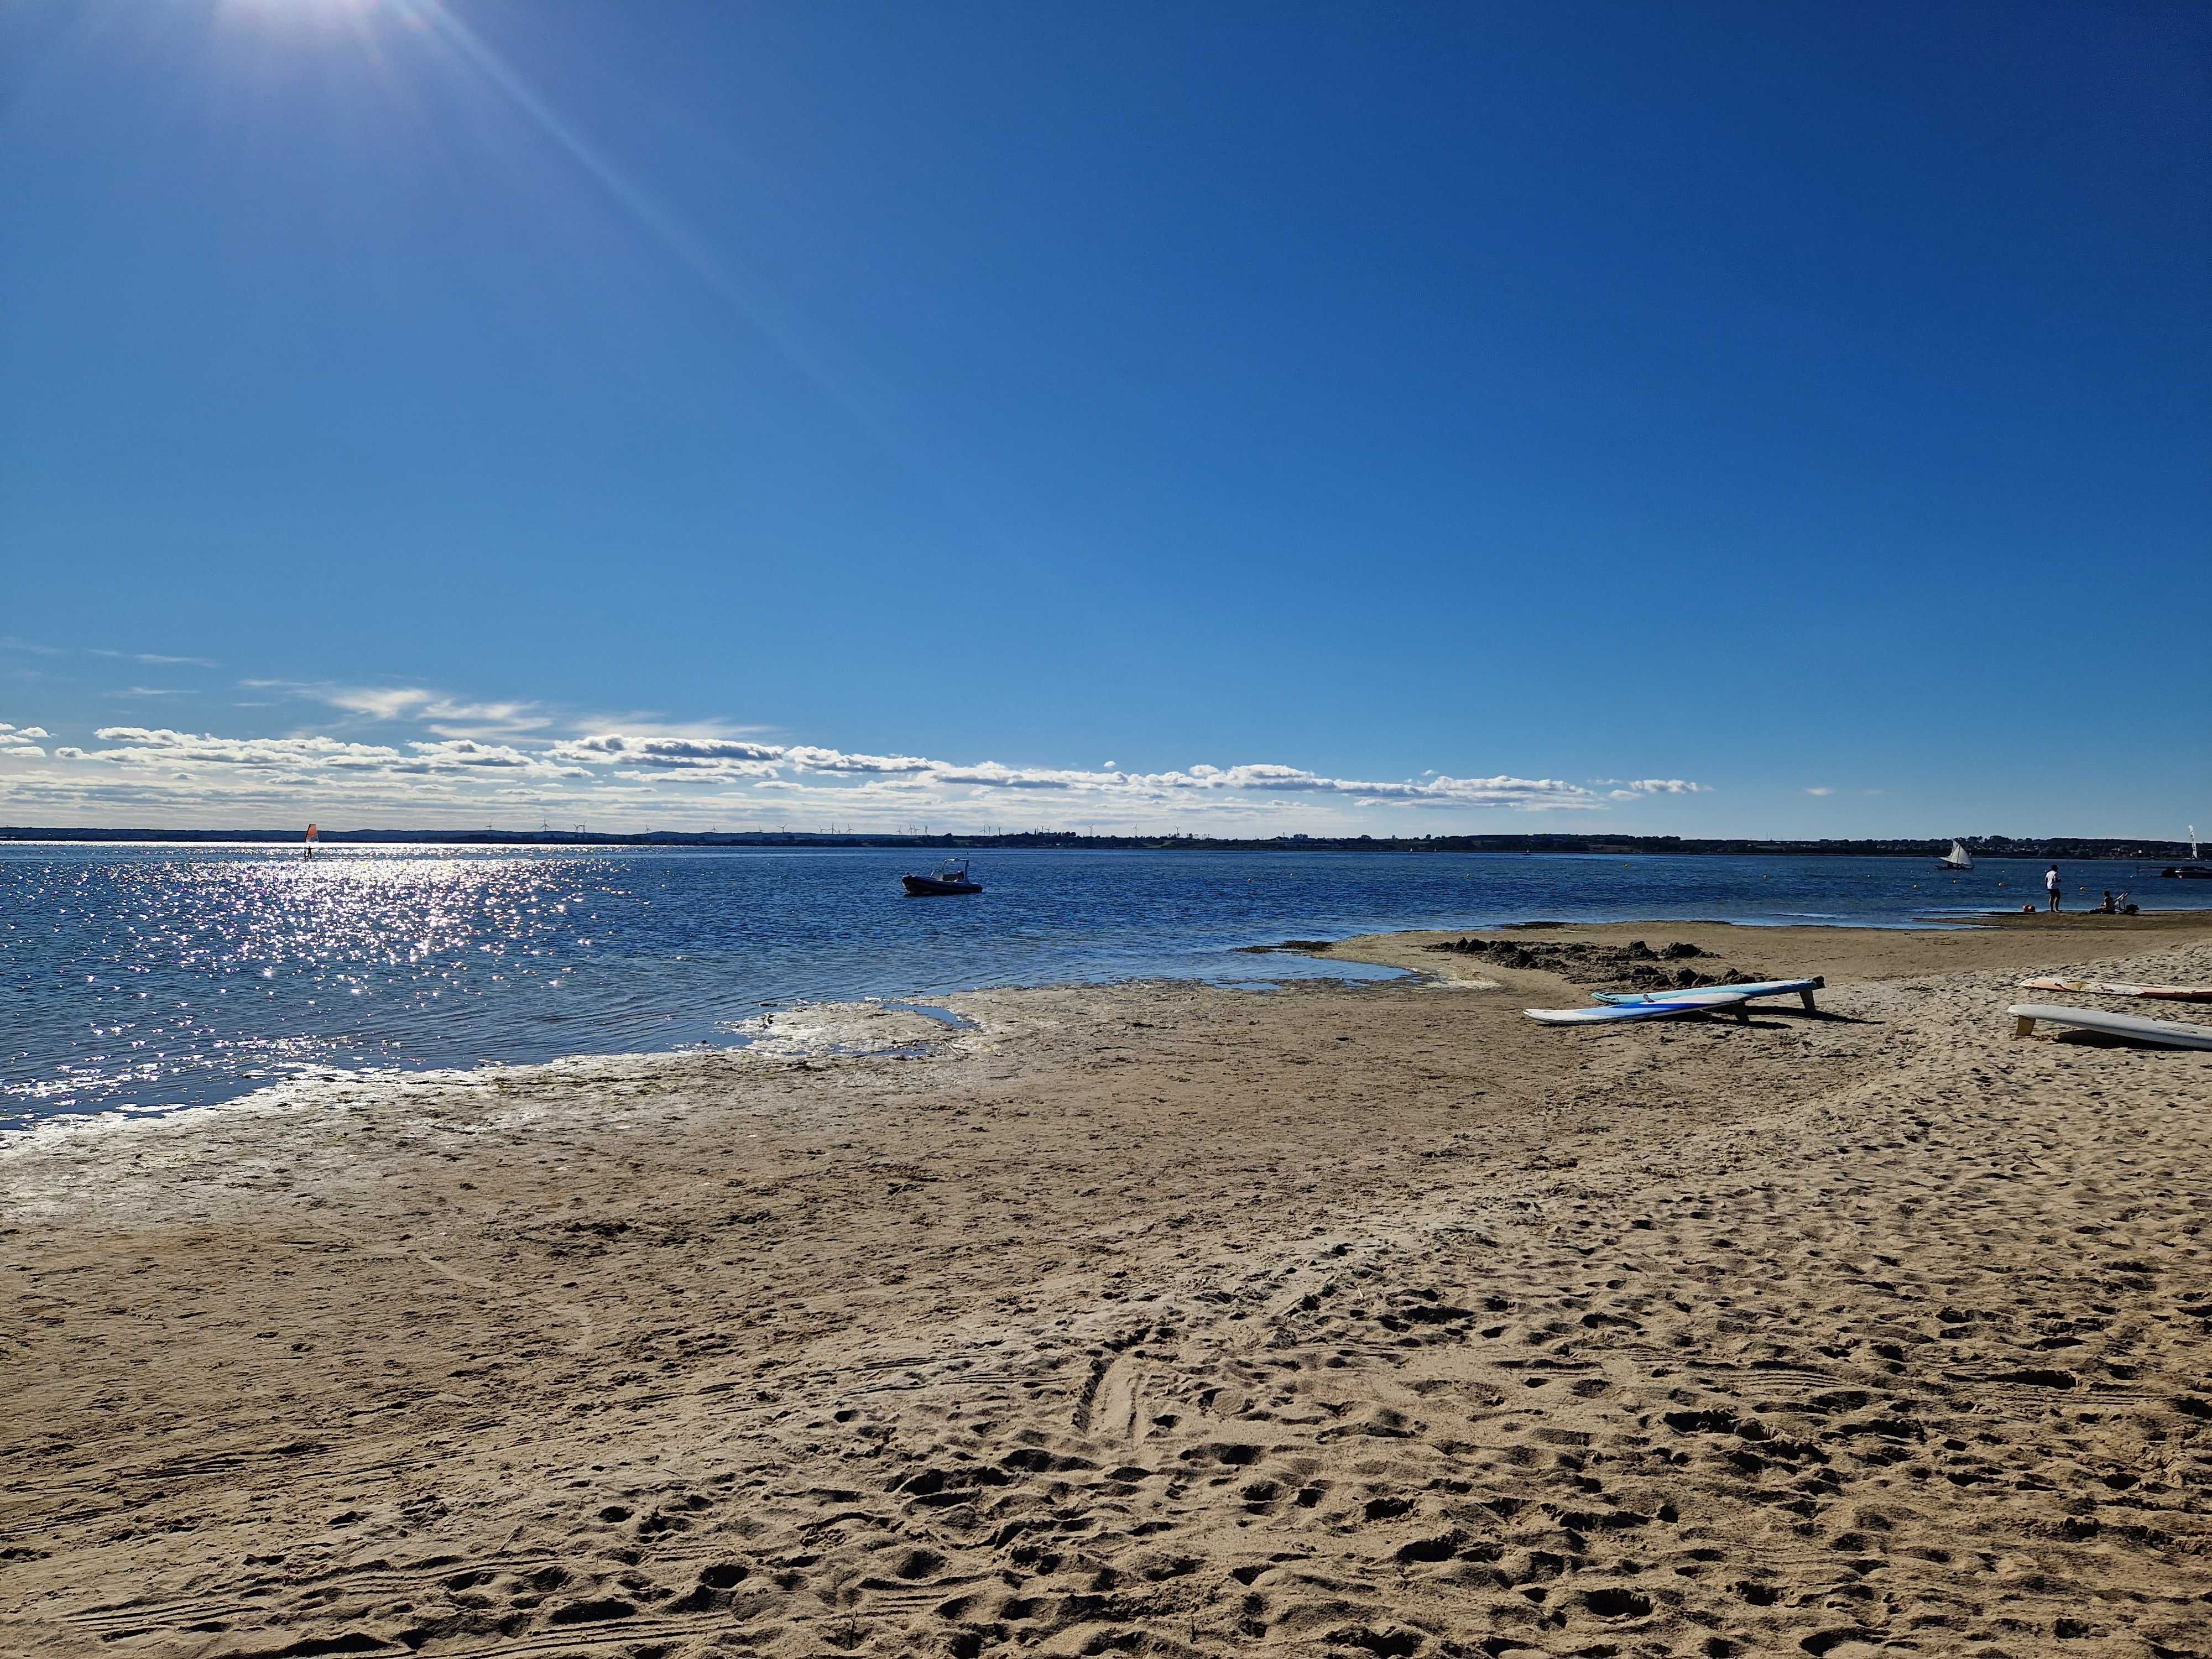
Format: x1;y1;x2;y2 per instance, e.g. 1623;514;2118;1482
2166;826;2212;879
1936;839;1973;872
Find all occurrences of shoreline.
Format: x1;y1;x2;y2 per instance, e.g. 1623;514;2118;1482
11;909;2210;1145
6;919;2211;1656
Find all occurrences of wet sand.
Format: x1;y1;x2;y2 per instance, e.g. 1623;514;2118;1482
4;915;2211;1658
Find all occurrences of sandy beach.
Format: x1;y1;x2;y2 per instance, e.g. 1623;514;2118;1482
5;914;2211;1659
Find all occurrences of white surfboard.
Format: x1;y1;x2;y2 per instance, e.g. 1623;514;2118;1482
1593;977;1823;1008
2008;1003;2212;1051
1526;989;1755;1025
2017;978;2212;1004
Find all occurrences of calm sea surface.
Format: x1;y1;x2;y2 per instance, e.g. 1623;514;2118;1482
0;843;2189;1128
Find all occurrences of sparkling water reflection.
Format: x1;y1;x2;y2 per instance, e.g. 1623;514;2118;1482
0;843;2186;1126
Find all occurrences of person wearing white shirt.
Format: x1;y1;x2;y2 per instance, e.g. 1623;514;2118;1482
2046;865;2062;912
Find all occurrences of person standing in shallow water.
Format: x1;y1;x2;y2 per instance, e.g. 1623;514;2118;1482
2046;865;2062;912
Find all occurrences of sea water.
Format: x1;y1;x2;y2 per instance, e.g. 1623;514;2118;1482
0;843;2185;1128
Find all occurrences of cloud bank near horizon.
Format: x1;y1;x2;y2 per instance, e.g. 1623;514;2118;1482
0;686;1707;831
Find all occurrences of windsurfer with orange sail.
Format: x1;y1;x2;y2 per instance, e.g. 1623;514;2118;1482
305;823;317;858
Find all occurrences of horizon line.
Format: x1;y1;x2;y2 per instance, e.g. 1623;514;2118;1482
0;826;2199;854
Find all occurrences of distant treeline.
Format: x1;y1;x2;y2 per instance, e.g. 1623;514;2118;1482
0;827;2196;860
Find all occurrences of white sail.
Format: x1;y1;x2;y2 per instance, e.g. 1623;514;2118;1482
1943;840;1973;869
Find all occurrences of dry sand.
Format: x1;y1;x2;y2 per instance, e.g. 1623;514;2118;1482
4;915;2212;1658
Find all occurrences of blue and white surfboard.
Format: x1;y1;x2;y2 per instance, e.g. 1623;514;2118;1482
1592;977;1822;1006
1525;989;1756;1025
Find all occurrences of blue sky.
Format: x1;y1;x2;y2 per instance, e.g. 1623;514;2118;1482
2;0;2205;836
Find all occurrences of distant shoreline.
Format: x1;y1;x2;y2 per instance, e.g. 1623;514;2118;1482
0;826;2200;860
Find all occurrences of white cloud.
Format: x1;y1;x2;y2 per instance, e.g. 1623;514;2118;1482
317;685;436;721
91;649;218;667
0;722;51;758
314;685;553;737
1805;786;1835;796
226;682;551;738
408;738;546;770
554;734;783;770
782;745;935;776
0;686;1709;832
77;727;575;783
1597;778;1709;801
